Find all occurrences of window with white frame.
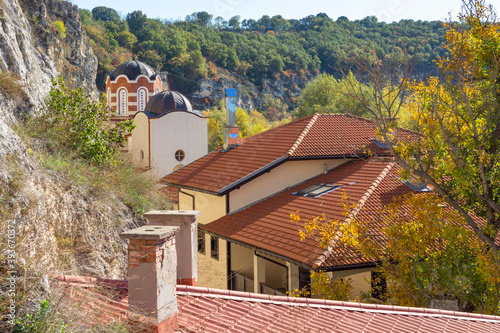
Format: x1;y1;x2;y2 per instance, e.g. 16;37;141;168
107;88;111;107
118;88;128;115
138;88;147;111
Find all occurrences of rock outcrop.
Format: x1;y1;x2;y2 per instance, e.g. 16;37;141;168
21;0;98;98
189;73;310;112
0;0;138;299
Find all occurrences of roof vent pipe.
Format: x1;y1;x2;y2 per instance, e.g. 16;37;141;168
223;88;240;150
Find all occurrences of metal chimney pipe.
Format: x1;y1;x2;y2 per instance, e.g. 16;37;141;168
223;88;240;150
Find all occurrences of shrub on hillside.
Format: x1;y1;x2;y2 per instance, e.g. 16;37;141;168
44;77;135;167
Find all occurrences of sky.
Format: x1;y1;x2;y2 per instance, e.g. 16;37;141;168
69;0;470;23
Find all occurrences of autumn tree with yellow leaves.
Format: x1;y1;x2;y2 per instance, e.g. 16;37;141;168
344;0;500;252
296;0;500;314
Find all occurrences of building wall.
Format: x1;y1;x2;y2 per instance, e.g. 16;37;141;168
105;75;162;117
328;267;374;300
178;189;227;289
231;243;254;279
229;159;349;212
150;112;208;179
130;113;150;169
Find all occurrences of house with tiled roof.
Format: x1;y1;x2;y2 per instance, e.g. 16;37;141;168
54;213;500;332
162;113;420;295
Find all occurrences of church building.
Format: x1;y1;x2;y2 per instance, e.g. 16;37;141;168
105;60;163;120
131;91;208;178
106;60;208;178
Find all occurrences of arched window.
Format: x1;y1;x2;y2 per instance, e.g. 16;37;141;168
137;87;147;111
117;88;128;116
156;87;161;94
107;88;111;108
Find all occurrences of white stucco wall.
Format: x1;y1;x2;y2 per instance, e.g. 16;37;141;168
151;112;208;179
229;159;350;212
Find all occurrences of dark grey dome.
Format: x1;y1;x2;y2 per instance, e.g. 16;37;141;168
109;60;157;81
144;91;194;116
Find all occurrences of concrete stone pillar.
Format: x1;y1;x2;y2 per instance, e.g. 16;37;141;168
253;254;266;293
121;225;180;333
287;262;299;293
144;210;201;286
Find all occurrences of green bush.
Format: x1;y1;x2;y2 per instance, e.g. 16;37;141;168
13;300;67;333
53;21;66;39
14;79;170;215
45;77;135;167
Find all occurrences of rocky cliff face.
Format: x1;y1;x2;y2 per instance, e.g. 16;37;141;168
21;0;98;98
0;0;138;296
189;73;310;112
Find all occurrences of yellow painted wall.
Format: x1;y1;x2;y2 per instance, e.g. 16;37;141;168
231;243;254;279
179;189;228;289
230;159;349;212
130;113;150;169
328;267;374;299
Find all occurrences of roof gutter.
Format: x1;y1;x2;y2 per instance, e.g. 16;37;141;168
319;261;378;272
217;155;289;196
201;228;313;270
162;183;219;196
288;154;369;161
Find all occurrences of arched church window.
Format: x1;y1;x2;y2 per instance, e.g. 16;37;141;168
118;88;128;116
107;88;111;108
137;88;147;111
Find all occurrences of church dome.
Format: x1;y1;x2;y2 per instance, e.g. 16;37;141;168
109;60;157;81
144;91;196;116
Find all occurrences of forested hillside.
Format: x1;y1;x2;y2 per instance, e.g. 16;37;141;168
80;7;448;95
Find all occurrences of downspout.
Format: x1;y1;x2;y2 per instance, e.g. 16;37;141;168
226;193;231;289
148;118;152;169
179;189;195;210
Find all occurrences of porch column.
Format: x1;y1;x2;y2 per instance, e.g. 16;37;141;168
253;253;266;293
287;262;299;293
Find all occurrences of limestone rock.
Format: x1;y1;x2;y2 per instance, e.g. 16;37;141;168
189;73;310;112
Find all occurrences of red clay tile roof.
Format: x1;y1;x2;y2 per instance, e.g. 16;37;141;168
202;158;412;269
54;276;500;332
162;115;314;193
160;186;179;203
162;114;415;194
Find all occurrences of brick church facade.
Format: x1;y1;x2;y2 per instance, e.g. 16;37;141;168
105;60;163;120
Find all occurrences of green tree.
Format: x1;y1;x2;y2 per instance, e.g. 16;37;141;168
296;192;500;314
115;31;137;49
296;0;500;314
343;0;500;252
295;73;370;118
91;6;120;22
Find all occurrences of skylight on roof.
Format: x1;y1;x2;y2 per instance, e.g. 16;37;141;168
399;176;432;192
293;183;339;198
369;138;388;149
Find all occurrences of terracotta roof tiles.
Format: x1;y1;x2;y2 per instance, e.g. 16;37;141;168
162;114;414;194
162;116;314;193
54;277;500;332
202;158;403;268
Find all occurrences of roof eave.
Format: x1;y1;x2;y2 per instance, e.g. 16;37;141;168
319;261;379;272
217;155;289;196
161;183;219;196
202;228;315;270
